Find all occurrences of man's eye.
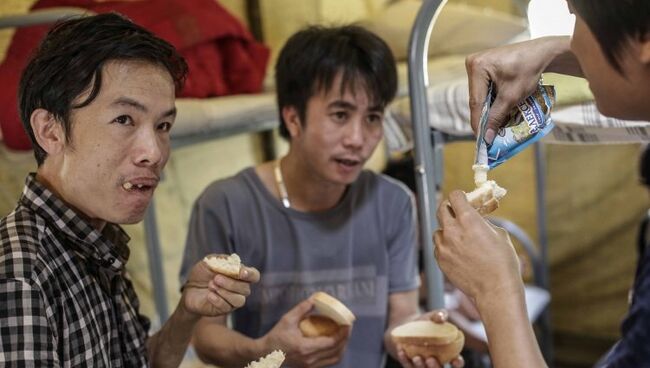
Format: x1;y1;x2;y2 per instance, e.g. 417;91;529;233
368;114;383;124
332;111;348;121
158;122;172;132
113;115;132;125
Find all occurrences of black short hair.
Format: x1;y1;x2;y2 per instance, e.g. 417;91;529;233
274;25;397;140
18;12;188;166
570;0;649;73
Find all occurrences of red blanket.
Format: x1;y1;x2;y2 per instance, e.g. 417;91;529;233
0;0;269;150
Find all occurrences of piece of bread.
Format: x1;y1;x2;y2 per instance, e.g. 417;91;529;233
202;253;242;278
245;350;285;368
391;320;464;365
465;180;507;215
312;292;356;326
299;315;342;337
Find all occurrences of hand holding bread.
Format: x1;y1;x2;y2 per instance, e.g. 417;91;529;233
392;310;465;368
435;191;523;310
260;296;351;367
181;253;260;318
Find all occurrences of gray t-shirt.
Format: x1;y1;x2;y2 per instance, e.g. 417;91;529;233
180;168;419;367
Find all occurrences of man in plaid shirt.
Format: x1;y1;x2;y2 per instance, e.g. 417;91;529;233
0;13;260;367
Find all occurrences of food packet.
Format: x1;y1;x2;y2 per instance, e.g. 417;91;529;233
474;81;556;170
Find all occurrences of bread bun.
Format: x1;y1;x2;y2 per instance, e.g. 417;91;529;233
202;253;242;278
312;292;356;326
465;180;507;215
245;350;285;368
299;315;342;337
391;320;465;364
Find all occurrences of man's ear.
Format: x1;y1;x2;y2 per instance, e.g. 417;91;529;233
282;105;303;139
30;109;66;155
640;33;650;65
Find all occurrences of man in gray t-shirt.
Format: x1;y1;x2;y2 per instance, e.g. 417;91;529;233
180;25;447;368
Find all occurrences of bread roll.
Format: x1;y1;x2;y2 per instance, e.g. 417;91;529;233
312;291;356;326
299;292;355;338
465;180;507;215
299;315;341;337
391;320;465;364
202;253;242;278
245;350;285;368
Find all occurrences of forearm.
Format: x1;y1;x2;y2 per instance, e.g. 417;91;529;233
146;303;200;368
477;285;547;368
542;36;584;77
193;319;267;367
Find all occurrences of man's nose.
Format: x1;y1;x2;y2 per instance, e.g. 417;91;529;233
343;120;364;148
133;128;165;167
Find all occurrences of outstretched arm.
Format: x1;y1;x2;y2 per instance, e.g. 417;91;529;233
147;262;260;367
466;36;582;141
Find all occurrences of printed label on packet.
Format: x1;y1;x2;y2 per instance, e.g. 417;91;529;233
478;82;556;169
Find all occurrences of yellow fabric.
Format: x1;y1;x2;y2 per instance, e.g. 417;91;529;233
543;72;595;106
360;1;527;61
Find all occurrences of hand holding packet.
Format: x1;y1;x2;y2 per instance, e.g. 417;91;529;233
478;81;556;169
468;81;555;214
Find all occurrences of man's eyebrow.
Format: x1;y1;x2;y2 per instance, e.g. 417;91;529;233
112;97;148;112
112;97;176;118
327;100;357;110
326;100;384;113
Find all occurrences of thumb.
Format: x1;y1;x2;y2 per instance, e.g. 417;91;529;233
285;298;315;323
484;99;512;145
188;260;215;285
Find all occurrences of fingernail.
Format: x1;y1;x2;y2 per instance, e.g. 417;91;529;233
241;269;248;278
435;310;447;321
484;128;496;145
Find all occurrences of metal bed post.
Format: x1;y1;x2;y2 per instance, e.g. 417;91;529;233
534;142;554;363
408;0;448;310
144;200;169;325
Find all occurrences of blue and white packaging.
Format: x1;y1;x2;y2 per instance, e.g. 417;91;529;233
475;82;556;170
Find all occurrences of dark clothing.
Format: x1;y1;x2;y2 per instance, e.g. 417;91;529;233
601;211;650;367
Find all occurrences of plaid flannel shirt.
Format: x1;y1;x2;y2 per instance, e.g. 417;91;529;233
0;174;149;366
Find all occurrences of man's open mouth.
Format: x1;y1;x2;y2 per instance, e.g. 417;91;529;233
122;182;155;192
335;158;361;167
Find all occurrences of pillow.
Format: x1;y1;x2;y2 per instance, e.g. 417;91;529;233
360;0;528;60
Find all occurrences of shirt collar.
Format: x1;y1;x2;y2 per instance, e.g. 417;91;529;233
20;173;130;275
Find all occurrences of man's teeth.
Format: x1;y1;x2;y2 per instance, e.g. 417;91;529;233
123;182;145;190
